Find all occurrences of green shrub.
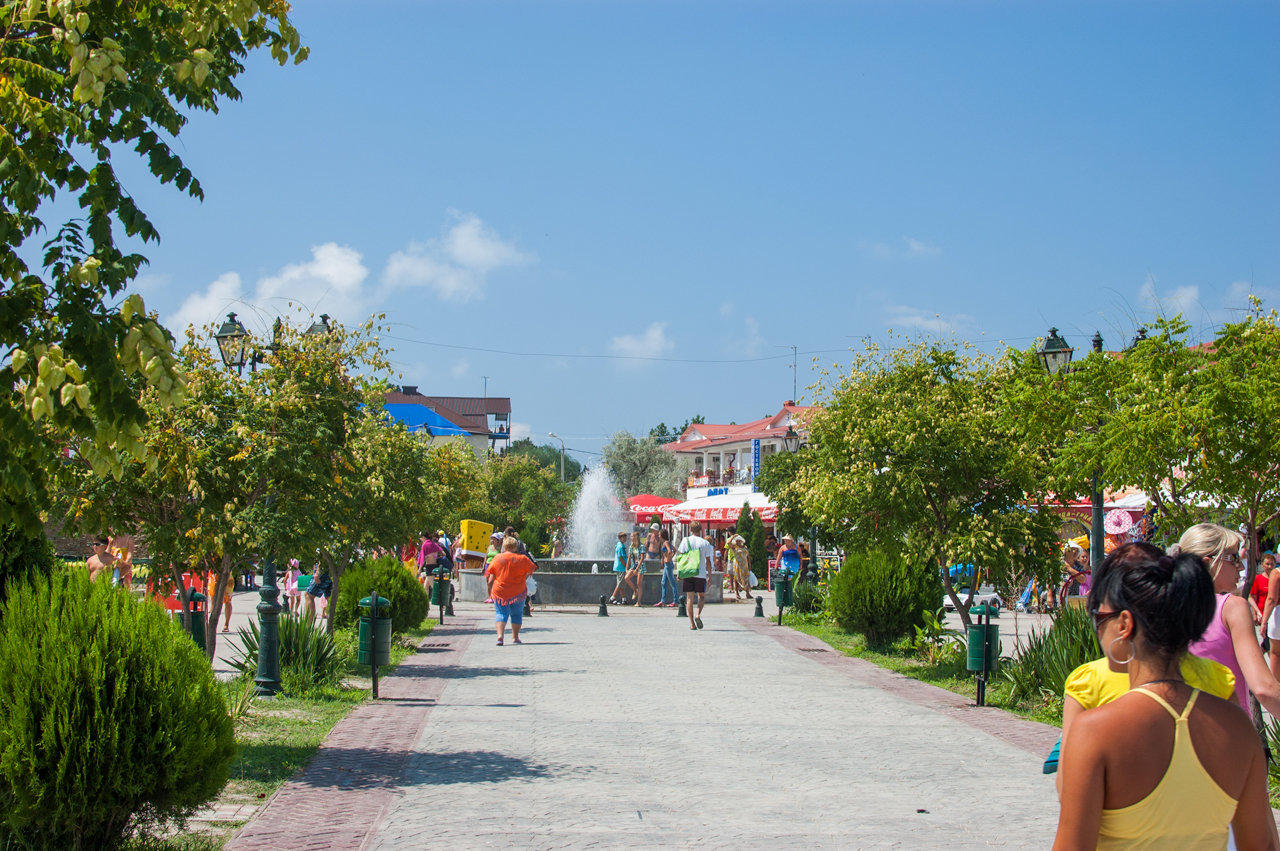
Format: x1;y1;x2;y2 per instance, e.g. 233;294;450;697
0;571;234;849
228;614;342;695
332;555;430;634
827;549;938;647
791;579;825;615
0;525;58;608
1002;603;1100;703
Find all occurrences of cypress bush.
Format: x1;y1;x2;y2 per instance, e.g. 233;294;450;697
828;549;939;647
0;571;234;849
0;524;58;608
332;555;430;634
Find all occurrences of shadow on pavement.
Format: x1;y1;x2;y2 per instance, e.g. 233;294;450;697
397;665;562;680
403;749;590;785
284;747;587;791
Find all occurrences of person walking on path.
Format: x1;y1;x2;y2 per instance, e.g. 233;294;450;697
626;530;646;606
1179;523;1280;719
488;536;537;645
1053;547;1278;850
727;529;751;600
658;530;677;607
610;532;632;605
1258;553;1280;677
417;533;445;590
677;522;715;630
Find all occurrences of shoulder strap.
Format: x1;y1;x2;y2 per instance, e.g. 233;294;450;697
1130;687;1200;720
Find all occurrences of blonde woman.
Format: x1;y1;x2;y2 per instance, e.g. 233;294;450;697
1178;523;1280;718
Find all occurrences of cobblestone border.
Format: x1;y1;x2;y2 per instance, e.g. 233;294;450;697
224;618;479;851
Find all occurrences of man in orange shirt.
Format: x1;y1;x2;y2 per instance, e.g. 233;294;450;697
488;536;538;646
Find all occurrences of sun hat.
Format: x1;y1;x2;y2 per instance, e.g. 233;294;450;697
1103;509;1134;535
650;523;660;530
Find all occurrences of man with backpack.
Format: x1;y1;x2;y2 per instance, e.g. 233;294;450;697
675;522;715;630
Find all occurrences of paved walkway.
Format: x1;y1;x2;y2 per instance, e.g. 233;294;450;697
225;599;1061;849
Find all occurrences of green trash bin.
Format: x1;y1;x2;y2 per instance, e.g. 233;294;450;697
771;570;793;608
430;568;451;605
358;595;392;666
966;604;1000;672
182;590;207;653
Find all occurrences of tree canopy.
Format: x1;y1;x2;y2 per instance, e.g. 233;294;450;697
1;0;306;533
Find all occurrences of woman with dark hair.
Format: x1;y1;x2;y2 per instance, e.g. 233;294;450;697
1053;548;1278;850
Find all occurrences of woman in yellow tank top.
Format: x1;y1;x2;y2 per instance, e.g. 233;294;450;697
1053;548;1278;850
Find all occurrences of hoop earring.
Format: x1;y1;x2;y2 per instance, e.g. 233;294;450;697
1108;636;1135;666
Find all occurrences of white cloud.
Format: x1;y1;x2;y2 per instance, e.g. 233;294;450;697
886;305;973;335
166;243;369;339
857;237;940;260
166;272;245;336
256;243;368;318
856;240;893;259
1138;275;1200;317
904;237;940;257
508;420;531;442
382;210;533;301
610;321;673;361
742;316;764;356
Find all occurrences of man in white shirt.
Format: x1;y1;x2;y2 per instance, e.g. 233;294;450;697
676;521;715;630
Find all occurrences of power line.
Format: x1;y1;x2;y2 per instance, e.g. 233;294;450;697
382;332;842;365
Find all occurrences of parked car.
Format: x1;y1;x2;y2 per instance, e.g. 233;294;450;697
943;585;1002;612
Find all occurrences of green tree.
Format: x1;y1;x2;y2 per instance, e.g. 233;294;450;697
755;449;818;539
787;339;1059;627
506;437;583;481
1;1;306;534
602;431;688;500
479;453;574;555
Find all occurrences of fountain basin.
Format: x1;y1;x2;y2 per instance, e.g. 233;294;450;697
458;561;725;605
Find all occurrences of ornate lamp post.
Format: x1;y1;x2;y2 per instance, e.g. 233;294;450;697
1037;327;1106;573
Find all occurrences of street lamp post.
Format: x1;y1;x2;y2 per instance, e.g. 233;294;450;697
214;313;282;696
548;432;565;482
1037;327;1106;573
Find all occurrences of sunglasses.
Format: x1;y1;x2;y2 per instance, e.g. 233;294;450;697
1090;609;1122;630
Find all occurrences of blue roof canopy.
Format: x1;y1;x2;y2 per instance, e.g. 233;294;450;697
381;403;472;437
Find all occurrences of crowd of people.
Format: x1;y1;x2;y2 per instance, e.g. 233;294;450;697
1051;522;1280;849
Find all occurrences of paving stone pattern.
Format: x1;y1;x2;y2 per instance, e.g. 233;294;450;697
227;602;1063;849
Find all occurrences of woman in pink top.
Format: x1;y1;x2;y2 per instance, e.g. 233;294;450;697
1180;523;1280;718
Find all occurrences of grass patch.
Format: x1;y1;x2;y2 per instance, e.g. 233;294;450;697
139;619;439;849
784;615;1064;727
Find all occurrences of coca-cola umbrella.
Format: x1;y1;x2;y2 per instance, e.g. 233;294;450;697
628;494;679;520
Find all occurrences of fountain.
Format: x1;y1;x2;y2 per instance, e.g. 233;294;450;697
566;466;629;559
455;465;721;604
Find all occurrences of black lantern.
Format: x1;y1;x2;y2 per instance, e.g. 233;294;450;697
1037;327;1074;376
782;426;801;454
214;313;250;372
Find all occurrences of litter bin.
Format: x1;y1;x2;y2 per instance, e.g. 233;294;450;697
183;589;207;652
966;604;1001;672
430;566;452;605
771;570;793;608
358;595;392;666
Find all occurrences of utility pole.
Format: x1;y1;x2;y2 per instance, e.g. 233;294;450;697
548;432;566;481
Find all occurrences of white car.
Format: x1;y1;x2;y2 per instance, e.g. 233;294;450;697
943;585;1002;612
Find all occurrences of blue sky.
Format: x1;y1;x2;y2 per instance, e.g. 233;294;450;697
103;1;1277;466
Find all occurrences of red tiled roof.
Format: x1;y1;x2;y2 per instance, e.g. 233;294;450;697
665;404;815;454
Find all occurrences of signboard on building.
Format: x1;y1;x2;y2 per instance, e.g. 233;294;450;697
752;439;761;491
